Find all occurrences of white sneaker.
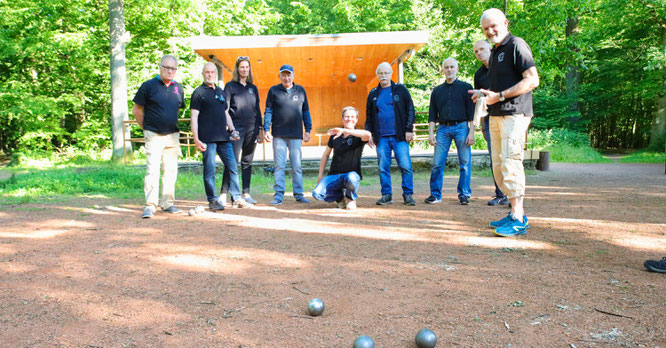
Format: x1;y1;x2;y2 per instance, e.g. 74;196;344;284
345;199;356;210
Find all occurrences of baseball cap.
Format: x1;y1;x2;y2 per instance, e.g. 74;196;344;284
279;64;294;73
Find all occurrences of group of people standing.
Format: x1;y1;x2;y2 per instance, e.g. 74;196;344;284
131;8;540;237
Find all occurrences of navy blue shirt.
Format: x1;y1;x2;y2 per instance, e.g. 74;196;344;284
224;81;262;131
474;65;491;125
264;83;312;139
428;79;474;123
377;87;396;136
190;83;230;143
488;33;536;116
133;76;185;134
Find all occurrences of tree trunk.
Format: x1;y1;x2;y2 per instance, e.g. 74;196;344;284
109;0;131;162
565;15;581;126
648;26;666;151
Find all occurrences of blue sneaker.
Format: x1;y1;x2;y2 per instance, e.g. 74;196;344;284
494;214;529;237
295;196;311;203
490;213;527;228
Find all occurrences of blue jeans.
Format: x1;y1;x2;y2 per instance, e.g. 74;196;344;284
272;137;304;200
483;119;505;198
376;136;413;196
312;172;361;202
203;141;241;203
429;122;472;200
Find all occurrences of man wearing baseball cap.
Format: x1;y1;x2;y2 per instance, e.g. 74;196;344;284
263;64;313;205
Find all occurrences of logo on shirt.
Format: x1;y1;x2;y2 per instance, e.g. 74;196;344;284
393;95;400;102
498;52;505;63
215;94;225;103
249;89;254;94
347;138;353;146
173;88;180;96
292;95;299;101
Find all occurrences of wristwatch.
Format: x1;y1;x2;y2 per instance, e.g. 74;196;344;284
499;91;505;102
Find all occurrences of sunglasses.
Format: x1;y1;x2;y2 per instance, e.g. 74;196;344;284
237;56;249;61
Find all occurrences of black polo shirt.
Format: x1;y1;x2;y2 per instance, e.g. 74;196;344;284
224;81;262;130
428;79;474;123
474;65;489;90
190;83;230;143
133;76;185;134
265;83;311;139
488;33;536;116
328;135;367;179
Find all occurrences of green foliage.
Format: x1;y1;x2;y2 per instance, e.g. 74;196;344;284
619;151;666;163
528;128;610;163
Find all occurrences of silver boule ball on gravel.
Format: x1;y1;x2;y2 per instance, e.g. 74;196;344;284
348;73;357;82
307;298;325;316
187;208;196;216
352;335;374;348
415;328;437;348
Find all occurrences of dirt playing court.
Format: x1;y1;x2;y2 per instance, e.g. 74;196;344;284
1;162;665;347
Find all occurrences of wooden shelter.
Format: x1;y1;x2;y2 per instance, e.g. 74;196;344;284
191;31;428;145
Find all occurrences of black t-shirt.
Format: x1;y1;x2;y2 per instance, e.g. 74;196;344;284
133;76;185;134
224;81;262;130
190;83;230;143
488;33;536;116
474;65;489;90
328;135;367;179
428;79;474;123
266;84;310;139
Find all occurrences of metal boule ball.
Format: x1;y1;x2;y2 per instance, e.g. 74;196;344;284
352;335;374;348
307;298;325;316
187;208;196;216
348;73;357;82
415;328;437;348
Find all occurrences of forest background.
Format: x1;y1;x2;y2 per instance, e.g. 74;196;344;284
0;0;664;163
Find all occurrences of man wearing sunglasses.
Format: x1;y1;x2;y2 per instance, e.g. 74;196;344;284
132;55;185;218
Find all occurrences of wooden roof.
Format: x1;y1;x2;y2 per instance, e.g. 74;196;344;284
191;31;428;88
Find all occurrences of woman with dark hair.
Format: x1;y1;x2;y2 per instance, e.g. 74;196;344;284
221;56;262;205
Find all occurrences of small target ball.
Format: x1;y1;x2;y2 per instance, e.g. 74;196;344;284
348;73;357;82
187;208;196;216
307;298;325;316
353;335;375;348
415;328;437;348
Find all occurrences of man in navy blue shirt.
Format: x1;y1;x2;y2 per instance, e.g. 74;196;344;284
365;62;416;206
425;58;475;205
190;62;251;211
263;65;313;205
132;55;185;219
471;8;540;236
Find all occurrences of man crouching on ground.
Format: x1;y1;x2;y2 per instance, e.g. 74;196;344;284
312;107;371;210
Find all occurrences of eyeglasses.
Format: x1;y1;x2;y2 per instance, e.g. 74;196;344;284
160;64;177;72
237;56;249;61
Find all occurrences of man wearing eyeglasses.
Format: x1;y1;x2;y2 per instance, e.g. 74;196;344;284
132;55;185;218
263;64;313;205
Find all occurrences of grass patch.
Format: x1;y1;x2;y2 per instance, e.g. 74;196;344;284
543;143;611;163
0;162;500;206
619;150;665;163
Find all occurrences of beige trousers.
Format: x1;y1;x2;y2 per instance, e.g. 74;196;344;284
489;114;531;199
143;130;181;210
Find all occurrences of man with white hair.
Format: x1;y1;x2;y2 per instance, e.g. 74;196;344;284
471;8;540;236
365;62;416;206
425;58;475;205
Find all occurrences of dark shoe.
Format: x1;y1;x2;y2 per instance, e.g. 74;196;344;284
403;195;416;206
488;196;509;206
644;257;666;273
162;206;182;214
295;196;311;203
142;207;154;219
376;194;393;205
242;194;257;205
424;195;442;204
494;214;529;237
459;196;470;205
209;200;225;211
